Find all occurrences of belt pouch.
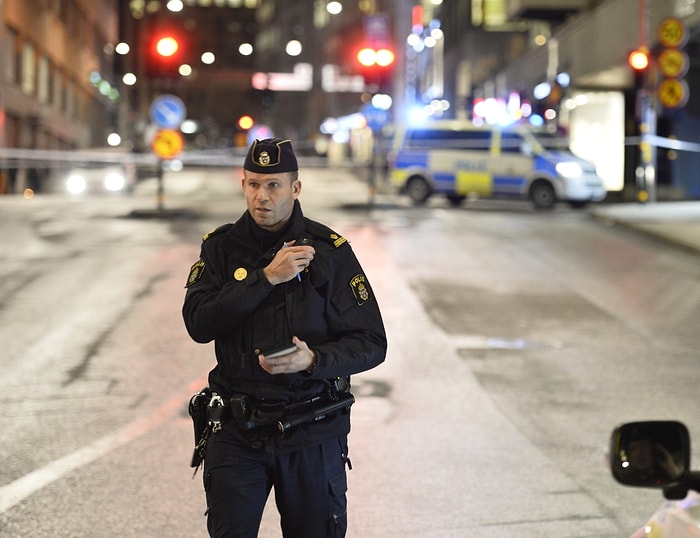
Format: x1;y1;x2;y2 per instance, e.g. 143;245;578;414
230;394;256;430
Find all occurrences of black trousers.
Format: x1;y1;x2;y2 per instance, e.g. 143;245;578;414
203;427;349;538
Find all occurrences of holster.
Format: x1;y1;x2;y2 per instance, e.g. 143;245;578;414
188;387;213;471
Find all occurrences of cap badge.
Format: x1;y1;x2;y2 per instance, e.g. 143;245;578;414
258;151;271;166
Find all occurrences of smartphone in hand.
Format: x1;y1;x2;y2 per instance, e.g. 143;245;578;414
263;345;297;358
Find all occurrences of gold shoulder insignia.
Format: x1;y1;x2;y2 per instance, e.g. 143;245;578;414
202;223;232;242
330;233;347;248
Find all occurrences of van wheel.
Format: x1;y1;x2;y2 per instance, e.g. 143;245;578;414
529;180;556;209
406;177;431;205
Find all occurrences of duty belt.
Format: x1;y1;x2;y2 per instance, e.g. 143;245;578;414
188;379;354;473
225;391;355;433
211;375;353;433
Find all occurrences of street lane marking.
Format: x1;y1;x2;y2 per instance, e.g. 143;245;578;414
0;377;206;514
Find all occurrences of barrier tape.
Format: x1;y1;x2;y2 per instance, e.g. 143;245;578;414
625;134;700;153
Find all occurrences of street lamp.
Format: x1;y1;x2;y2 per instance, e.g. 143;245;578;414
286;40;302;57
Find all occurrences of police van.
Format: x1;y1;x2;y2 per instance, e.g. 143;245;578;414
388;120;607;209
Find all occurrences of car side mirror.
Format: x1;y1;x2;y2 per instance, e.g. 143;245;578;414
610;421;690;488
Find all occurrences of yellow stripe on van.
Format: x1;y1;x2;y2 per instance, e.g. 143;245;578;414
456;171;492;195
391;169;409;188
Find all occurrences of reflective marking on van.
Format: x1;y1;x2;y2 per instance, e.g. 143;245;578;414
434;172;456;190
493;176;525;195
456;171;492;195
395;152;429;168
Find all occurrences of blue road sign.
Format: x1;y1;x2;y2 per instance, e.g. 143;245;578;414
150;95;186;129
362;104;389;130
365;13;390;45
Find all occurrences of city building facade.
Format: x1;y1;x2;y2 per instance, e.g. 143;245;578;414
0;0;120;192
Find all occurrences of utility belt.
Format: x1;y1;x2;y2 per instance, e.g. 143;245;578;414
188;378;353;474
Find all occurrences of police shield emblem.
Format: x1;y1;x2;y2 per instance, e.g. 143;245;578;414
349;273;372;306
186;260;205;287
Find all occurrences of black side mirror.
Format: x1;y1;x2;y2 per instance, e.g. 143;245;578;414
610;421;690;488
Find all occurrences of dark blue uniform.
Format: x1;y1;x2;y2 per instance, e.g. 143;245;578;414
183;200;387;537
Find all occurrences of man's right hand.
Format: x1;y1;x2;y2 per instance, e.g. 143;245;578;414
263;240;315;285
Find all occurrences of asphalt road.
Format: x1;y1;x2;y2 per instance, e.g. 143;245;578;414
0;166;698;537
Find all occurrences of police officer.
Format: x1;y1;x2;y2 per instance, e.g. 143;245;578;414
182;138;387;538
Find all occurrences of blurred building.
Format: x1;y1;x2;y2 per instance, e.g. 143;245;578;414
0;0;119;192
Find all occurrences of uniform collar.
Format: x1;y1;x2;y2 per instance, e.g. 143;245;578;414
237;200;305;252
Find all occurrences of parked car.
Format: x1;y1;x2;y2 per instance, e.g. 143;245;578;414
48;162;133;196
388;120;607;209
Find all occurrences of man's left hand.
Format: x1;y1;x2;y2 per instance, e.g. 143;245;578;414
258;336;316;374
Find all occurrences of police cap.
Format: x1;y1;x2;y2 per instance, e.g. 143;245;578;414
243;138;298;174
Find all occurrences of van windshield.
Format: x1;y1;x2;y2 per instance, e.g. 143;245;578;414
528;131;571;151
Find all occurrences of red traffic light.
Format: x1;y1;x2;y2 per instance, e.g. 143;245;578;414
628;47;650;71
357;47;395;68
149;30;184;62
146;30;186;78
156;36;179;58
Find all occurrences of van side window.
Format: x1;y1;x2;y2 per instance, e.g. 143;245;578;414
501;132;526;154
406;129;491;151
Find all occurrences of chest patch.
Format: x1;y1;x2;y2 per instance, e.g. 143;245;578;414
186;260;206;287
349;273;372;306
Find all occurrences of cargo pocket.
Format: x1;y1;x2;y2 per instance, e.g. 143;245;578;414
327;472;348;538
203;471;213;526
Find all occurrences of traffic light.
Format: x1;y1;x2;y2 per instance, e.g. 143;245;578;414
147;30;185;78
155;36;179;58
627;46;651;104
356;47;395;68
628;47;650;71
355;45;395;91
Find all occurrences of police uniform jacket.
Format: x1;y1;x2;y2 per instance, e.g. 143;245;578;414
182;200;387;452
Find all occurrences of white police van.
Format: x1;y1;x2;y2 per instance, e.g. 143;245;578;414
388;120;606;209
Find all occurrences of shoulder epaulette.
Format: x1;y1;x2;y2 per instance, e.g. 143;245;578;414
202;223;233;242
328;232;348;248
303;218;348;249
